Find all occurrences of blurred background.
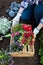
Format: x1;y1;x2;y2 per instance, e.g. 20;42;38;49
0;0;40;65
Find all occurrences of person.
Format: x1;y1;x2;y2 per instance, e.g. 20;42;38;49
12;0;43;38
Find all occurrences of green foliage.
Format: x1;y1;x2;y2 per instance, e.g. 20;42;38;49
39;30;43;65
39;48;43;56
0;50;14;65
12;24;23;32
40;56;43;64
10;43;24;52
0;50;10;60
11;24;33;52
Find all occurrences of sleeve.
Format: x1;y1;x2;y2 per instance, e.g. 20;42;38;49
40;18;43;24
21;0;29;8
21;0;35;8
35;0;43;5
35;0;38;5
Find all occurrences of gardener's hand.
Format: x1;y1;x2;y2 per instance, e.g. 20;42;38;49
12;12;22;26
33;18;43;37
12;6;25;27
33;28;39;37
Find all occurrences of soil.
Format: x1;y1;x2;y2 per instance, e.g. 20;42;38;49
0;0;40;65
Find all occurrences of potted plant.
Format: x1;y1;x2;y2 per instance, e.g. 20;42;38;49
0;49;14;65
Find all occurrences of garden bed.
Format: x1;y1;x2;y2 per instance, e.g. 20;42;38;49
0;0;41;65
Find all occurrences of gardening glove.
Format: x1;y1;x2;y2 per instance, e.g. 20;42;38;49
12;7;25;27
33;18;43;37
33;28;39;37
12;12;22;26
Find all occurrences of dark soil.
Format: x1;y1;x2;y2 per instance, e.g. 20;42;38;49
0;0;40;65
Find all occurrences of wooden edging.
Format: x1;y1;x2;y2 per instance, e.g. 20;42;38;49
9;45;35;57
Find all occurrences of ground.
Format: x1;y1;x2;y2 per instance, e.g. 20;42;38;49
0;0;40;65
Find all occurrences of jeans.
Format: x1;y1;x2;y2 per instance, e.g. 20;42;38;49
21;4;43;25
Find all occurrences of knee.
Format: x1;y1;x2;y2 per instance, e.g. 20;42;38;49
34;4;43;16
21;13;30;20
21;13;27;20
34;5;42;24
21;8;32;20
34;5;39;16
21;5;34;21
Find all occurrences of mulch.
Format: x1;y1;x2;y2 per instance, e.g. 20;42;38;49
0;0;40;65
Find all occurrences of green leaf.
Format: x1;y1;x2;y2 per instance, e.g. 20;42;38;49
40;56;43;64
39;48;43;56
